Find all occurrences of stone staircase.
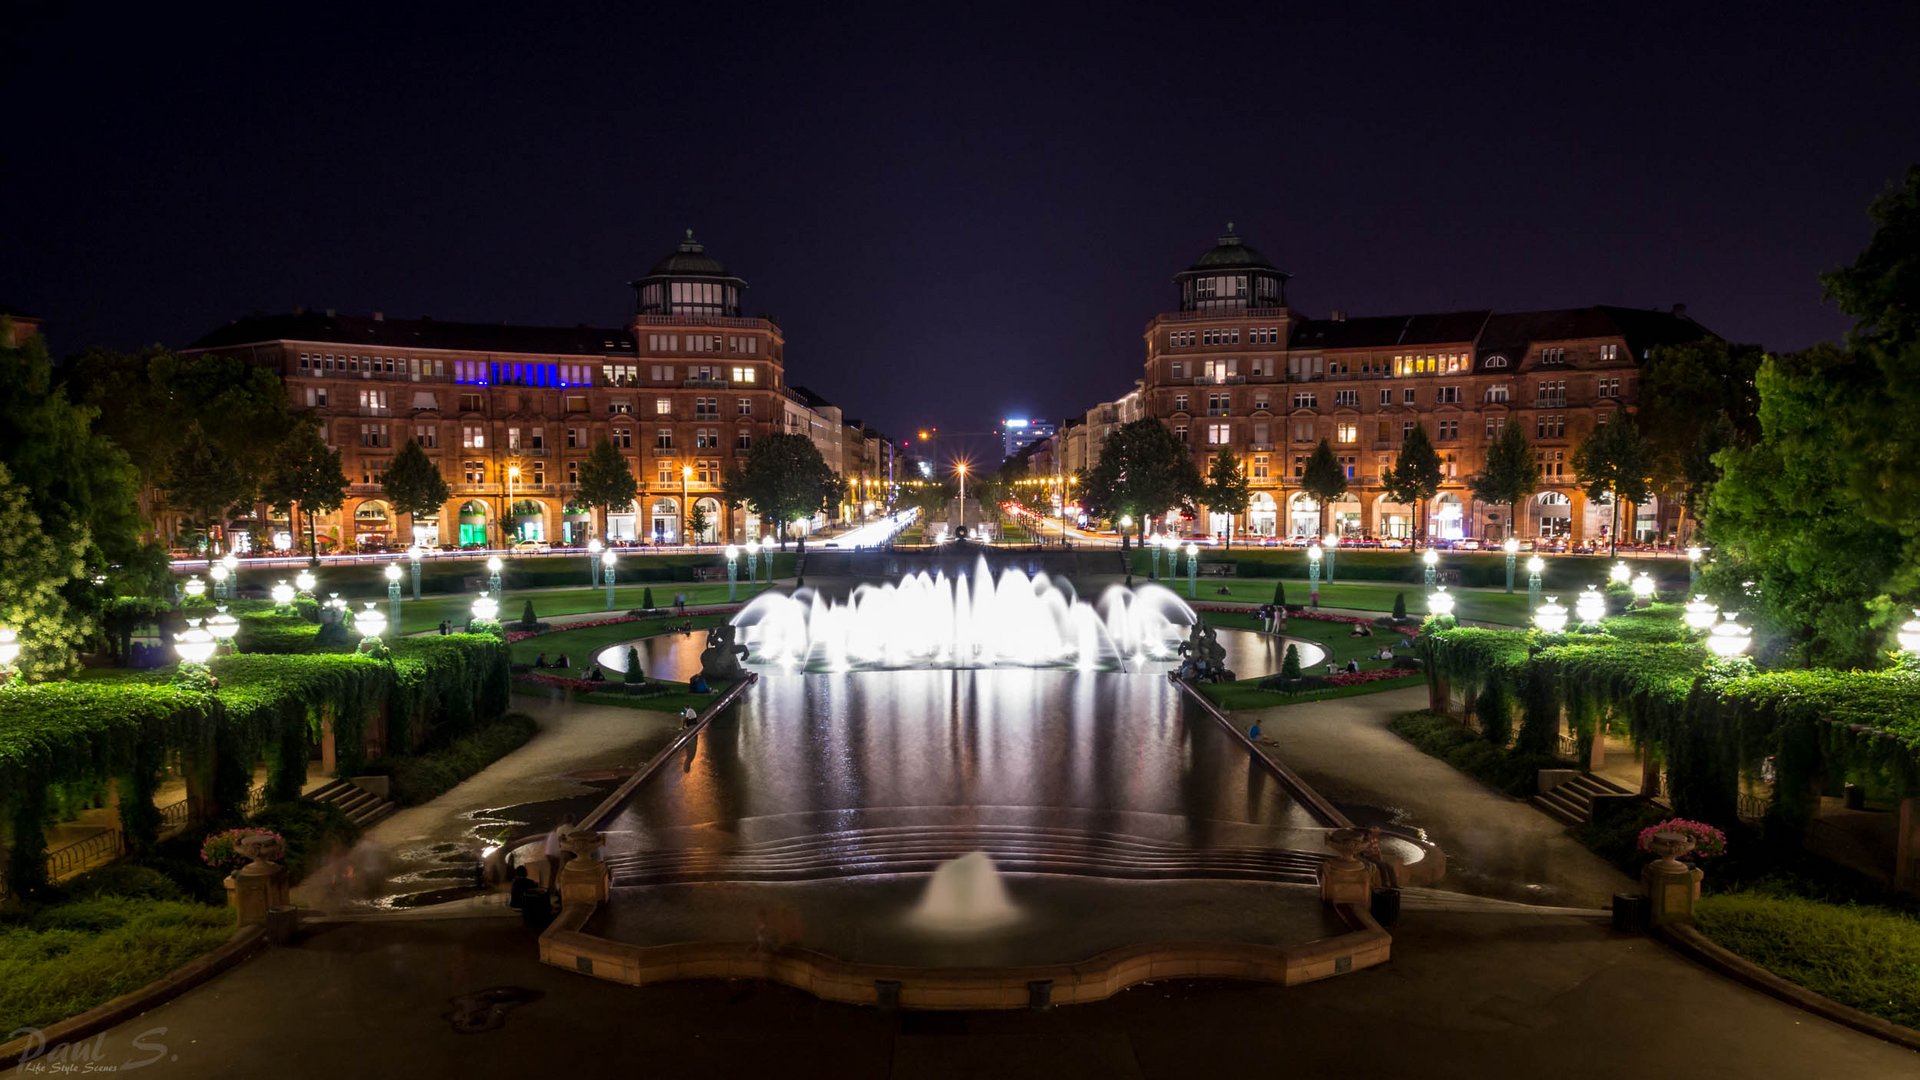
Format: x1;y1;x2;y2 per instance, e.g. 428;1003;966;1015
603;823;1327;887
1532;773;1633;826
306;778;399;830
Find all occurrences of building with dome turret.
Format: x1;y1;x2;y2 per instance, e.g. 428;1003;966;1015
182;232;859;553
1135;226;1715;543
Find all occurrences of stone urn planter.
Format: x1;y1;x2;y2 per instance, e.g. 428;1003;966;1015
1640;830;1705;925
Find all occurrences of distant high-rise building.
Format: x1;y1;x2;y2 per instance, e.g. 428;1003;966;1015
1000;418;1057;460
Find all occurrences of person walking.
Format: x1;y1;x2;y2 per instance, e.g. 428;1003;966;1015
543;815;574;888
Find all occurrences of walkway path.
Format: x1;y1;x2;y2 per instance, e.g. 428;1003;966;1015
1243;686;1633;908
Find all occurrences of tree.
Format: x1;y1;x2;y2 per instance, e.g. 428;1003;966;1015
687;499;711;544
0;463;90;680
1080;419;1201;544
1380;425;1443;544
261;421;347;561
722;433;838;549
1297;439;1348;537
1468;420;1537;541
162;423;254;557
575;438;638;540
1202;448;1251;548
1272;580;1286;607
1572;416;1651;557
623;645;645;684
381;438;450;544
1637;340;1763;538
1281;644;1302;681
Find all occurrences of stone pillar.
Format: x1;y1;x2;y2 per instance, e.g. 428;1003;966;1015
1358;493;1375;537
231;836;290;927
1896;796;1919;897
1641;832;1703;927
319;710;337;777
1569;490;1588;544
1318;828;1373;909
1588;724;1607;771
557;828;610;909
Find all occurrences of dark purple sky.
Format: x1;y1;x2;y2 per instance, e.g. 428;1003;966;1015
5;2;1915;448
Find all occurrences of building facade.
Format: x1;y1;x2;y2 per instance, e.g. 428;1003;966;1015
185;232;847;551
1138;227;1712;543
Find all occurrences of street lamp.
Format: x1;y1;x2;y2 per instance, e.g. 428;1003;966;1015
1686;545;1704;589
602;549;617;611
682;465;694;545
353;602;387;648
587;538;603;588
1184;542;1199;599
174;619;216;666
220;551;239;599
209;563;229;601
1682;594;1719;632
1323;533;1339;583
726;543;740;602
1503;537;1520;594
271;580;295;608
746;537;761;585
1526;555;1545;611
486;554;503;596
407;543;424;600
1897;609;1920;655
956;462;970;537
1706;612;1752;659
385;563;403;630
1575;586;1607;628
207;606;240;654
183;575;207;601
1631;572;1656;607
1533;597;1569;634
1308;542;1324;608
294;568;316;595
1421;548;1439;589
1609;560;1631;585
1427;585;1456;622
506;464;521;547
471;591;499;624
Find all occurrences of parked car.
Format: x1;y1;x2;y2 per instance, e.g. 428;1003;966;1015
1455;538;1483;551
511;539;551;554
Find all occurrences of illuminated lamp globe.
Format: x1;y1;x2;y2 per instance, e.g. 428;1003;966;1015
1324;533;1340;549
0;626;19;671
1119;515;1133;530
1428;586;1456;618
588;538;603;555
183;575;207;598
209;565;229;585
1526;555;1545;575
407;544;424;562
725;544;739;560
1896;609;1920;654
354;602;387;641
221;551;239;573
206;606;240;646
1308;543;1323;562
471;592;499;622
746;538;759;555
1706;613;1752;659
602;550;617;569
1609;561;1632;584
1184;543;1198;560
1631;572;1656;602
270;581;295;606
1682;595;1719;632
384;563;401;583
761;535;773;548
1533;597;1569;634
486;555;503;574
1575;586;1607;626
1422;549;1439;568
174;619;216;665
1504;537;1520;555
294;569;316;593
1687;545;1704;564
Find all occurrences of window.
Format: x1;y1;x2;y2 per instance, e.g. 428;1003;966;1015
730;366;756;384
1436;386;1461;404
1403;420;1418;438
1252;455;1269;479
1442;453;1458;479
1600;344;1620;362
1249;357;1270;377
1252;393;1269;411
1336;422;1357;443
694;397;719;420
565;427;585;449
1334;390;1358;408
360;459;387;485
1486;385;1509;403
1536;414;1566;439
1170;361;1185;380
1291;391;1317;409
507;427;522;451
567;461;580;485
414;424;437;448
564;394;587;413
306;387;329;408
609;400;633;415
1537;379;1567;405
1377;421;1391;443
1540;347;1568;364
459;393;484;413
611;428;632;449
735;429;752;451
1288;355;1324;380
1251;421;1270;445
461;424;485;449
1173;423;1189;442
1342;455;1357;480
359;388;389;413
463;460;485;484
1207;393;1230;416
1403;388;1416;404
1485;416;1500;439
1437;419;1459;441
658;462;677;484
737;397;753;416
655;398;672;415
696;429;718;449
1172;393;1189;412
1292;421;1314;443
697;460;720;483
530;463;545;486
656;428;674;449
1597;377;1621;398
1206;422;1230;445
1378;389;1391;406
1293;456;1306;479
603;364;638;386
1537;449;1567;479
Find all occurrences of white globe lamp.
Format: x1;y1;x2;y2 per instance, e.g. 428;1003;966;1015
1534;597;1569;634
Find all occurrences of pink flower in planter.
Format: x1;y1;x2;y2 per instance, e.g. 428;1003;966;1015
1636;818;1728;859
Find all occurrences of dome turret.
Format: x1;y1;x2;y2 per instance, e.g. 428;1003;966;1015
1174;224;1289;312
630;230;747;317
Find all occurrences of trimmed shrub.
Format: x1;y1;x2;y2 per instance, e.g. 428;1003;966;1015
1392;592;1407;620
520;600;539;629
623;646;644;684
1272;580;1286;607
642;587;655;610
63;864;187;904
1281;643;1302;680
247;801;360;883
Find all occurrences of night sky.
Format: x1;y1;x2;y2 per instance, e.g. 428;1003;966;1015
6;2;1915;455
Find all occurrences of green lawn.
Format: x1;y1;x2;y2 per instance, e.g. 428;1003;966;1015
1192;608;1426;710
0;897;233;1032
1165;576;1533;627
508;614;733;713
1695;891;1920;1029
401;581;768;635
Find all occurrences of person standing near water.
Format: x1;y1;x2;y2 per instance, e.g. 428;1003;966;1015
543;815;574;887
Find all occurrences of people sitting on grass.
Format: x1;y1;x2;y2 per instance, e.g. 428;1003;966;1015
688;673;711;694
1349;623;1373;637
1373;646;1396;662
584;664;606;682
1345;658;1360;674
556;653;571;669
533;653;550;668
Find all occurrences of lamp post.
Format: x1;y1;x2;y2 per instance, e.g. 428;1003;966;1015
1575;586;1607;629
407;543;423;600
587;538;603;588
486;555;503;597
1687;545;1703;590
207;605;239;654
956;462;969;537
353;602;387;652
294;568;316;596
1526;555;1545;611
1422;548;1438;589
726;544;740;602
209;563;229;602
385;563;403;630
1427;585;1456;623
471;591;499;627
184;574;207;602
221;551;239;596
1896;609;1920;657
271;580;295;609
1609;560;1631;586
1308;542;1323;608
1184;542;1199;599
1682;595;1719;632
1706;612;1752;660
602;549;617;611
1503;537;1520;593
174;618;216;667
1323;533;1339;583
1631;572;1656;608
746;538;760;585
1146;534;1161;579
1533;596;1569;634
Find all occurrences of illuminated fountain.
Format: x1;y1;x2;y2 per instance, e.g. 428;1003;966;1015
909;852;1020;933
731;556;1194;670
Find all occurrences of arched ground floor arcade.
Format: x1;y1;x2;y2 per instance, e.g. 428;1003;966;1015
1177;484;1674;544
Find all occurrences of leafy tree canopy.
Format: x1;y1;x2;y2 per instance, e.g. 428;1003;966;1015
1380;425;1441;540
1203;448;1251;545
1080;419;1200;535
381;438;450;530
575;438;639;524
1572;415;1651;555
1468;419;1537;537
721;433;837;548
1298;439;1348;534
260;420;347;558
0;463;90;680
1637;339;1762;514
